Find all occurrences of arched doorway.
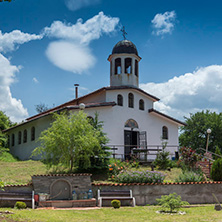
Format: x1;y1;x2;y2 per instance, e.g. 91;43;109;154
124;119;139;159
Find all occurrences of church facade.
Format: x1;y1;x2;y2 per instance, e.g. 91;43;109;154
4;40;185;161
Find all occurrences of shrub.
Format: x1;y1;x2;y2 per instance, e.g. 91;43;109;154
115;170;166;184
211;158;222;181
179;147;200;170
154;142;171;170
214;146;222;160
175;171;205;182
15;201;27;209
0;180;4;191
108;159;139;180
111;199;121;208
156;193;189;213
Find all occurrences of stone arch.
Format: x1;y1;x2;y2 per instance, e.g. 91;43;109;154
50;179;72;200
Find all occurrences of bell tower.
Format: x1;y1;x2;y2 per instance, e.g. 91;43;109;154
108;39;141;88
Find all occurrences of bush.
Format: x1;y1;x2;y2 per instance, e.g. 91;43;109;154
0;180;4;190
15;201;27;209
175;171;205;182
156;193;189;213
214;146;222;160
179;147;200;170
111;199;121;208
211;158;222;181
115;170;166;183
154;149;171;170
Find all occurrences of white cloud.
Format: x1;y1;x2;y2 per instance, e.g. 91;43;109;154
0;53;28;122
140;65;222;121
0;30;43;53
65;0;101;11
151;11;176;36
46;41;96;74
33;77;39;83
43;12;119;74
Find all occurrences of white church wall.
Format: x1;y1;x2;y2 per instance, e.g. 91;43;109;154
105;89;154;110
9;115;52;160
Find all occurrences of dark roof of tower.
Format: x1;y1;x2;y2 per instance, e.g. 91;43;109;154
112;40;138;56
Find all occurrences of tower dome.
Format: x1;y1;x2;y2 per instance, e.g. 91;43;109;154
108;39;141;88
112;40;138;56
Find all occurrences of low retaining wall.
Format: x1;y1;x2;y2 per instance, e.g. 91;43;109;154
1;181;222;207
92;181;222;205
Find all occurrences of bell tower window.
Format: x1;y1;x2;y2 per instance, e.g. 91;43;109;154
115;58;121;74
128;93;134;108
125;58;132;74
135;60;138;76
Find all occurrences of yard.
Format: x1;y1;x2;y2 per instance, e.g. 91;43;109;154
0;206;221;222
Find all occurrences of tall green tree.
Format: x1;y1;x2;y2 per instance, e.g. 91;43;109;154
179;110;222;152
32;111;109;172
0;111;12;148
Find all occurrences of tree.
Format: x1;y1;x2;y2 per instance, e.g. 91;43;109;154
156;193;189;213
35;103;50;113
0;111;12;148
0;0;12;2
32;111;109;172
179;110;222;153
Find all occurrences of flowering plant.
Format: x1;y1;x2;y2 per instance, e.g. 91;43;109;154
179;147;200;170
115;170;166;183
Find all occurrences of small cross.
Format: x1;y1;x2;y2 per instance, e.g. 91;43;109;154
121;26;127;40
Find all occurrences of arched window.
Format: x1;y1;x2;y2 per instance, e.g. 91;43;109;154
31;127;35;141
125;58;132;74
23;129;27;143
128;93;134;108
18;131;22;144
12;134;15;146
115;58;121;74
139;99;144;110
8;135;10;147
135;60;138;76
162;126;168;140
117;94;123;106
125;119;139;129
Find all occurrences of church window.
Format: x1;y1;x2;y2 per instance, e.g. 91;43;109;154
12;134;15;146
135;60;138;76
18;131;22;144
117;94;123;106
115;58;121;74
125;58;132;74
162;126;168;140
31;127;35;141
23;129;27;143
128;93;134;108
8;135;10;147
125;119;139;129
139;99;144;110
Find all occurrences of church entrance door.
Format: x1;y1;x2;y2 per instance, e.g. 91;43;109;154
124;130;138;160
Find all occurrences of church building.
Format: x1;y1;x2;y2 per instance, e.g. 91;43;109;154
4;39;185;161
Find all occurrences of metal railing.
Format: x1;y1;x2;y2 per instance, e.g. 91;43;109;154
107;145;180;162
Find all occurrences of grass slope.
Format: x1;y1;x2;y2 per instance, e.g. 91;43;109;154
1;206;222;222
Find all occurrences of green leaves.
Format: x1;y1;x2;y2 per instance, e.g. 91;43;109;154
179;110;222;152
32;111;109;172
156;193;189;213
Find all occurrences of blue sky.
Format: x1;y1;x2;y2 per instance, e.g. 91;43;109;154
1;0;222;122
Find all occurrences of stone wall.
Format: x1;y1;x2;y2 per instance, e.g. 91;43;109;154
32;174;92;200
92;181;222;205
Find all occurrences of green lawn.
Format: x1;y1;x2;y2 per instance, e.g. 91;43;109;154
0;160;47;185
1;206;221;222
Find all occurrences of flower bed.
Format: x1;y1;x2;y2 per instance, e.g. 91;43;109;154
115;170;166;184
